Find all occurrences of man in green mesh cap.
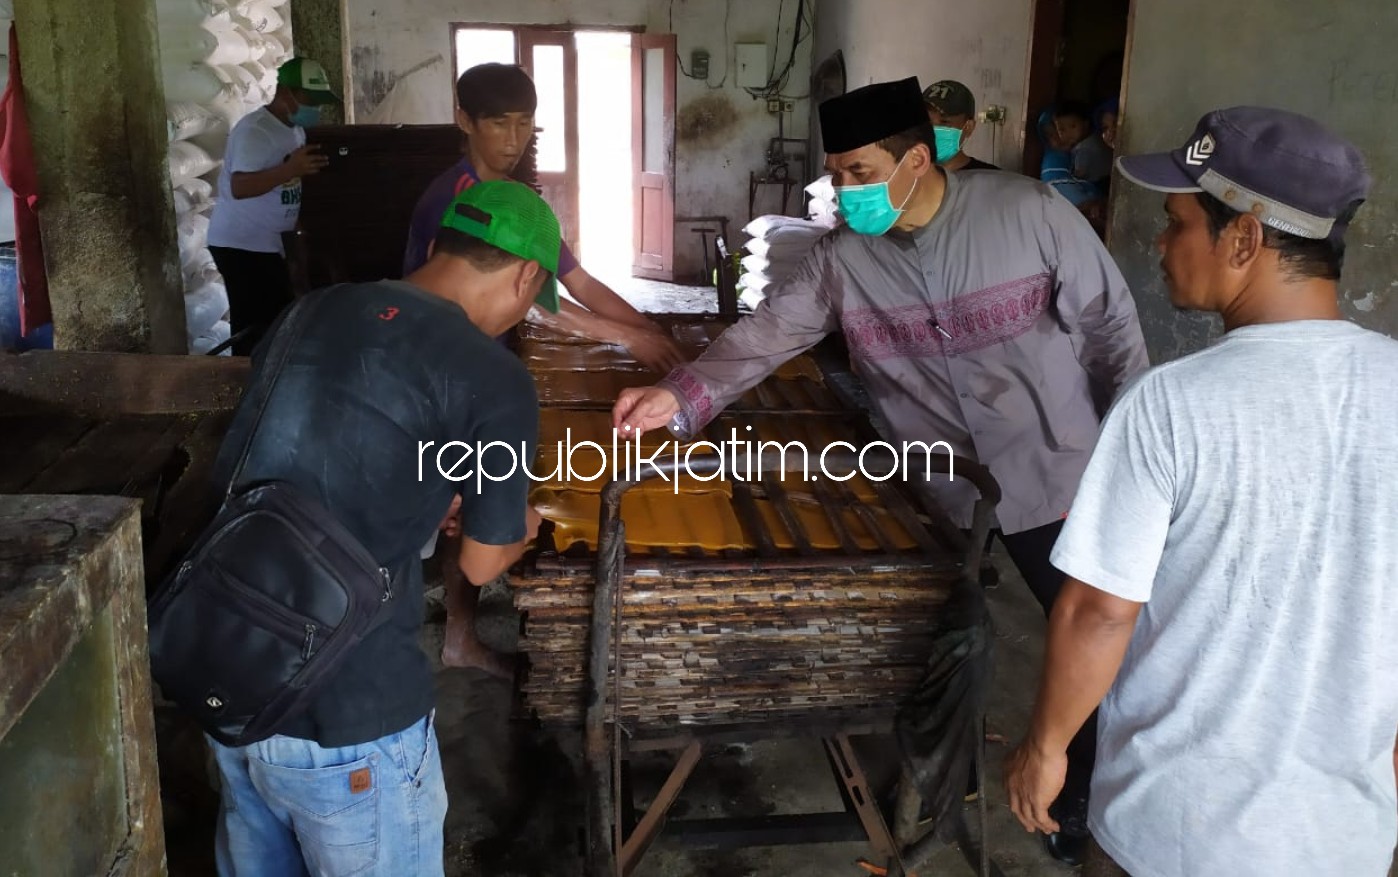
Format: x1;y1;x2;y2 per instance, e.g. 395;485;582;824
203;179;559;876
208;57;342;355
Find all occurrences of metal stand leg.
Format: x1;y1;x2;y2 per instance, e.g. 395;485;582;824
900;717;1005;877
617;741;704;876
977;716;991;877
825;734;905;874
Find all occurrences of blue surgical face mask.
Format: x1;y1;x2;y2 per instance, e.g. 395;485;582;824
834;154;917;236
933;126;964;163
289;103;321;127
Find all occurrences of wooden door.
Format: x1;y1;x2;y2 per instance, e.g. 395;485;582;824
1021;0;1067;178
631;33;676;281
519;28;582;263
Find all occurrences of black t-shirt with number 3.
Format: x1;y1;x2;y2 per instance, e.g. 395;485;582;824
212;280;538;747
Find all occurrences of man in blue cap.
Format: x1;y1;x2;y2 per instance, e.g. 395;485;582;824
1005;106;1398;876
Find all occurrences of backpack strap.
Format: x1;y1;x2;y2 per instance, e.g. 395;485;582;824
225;292;322;499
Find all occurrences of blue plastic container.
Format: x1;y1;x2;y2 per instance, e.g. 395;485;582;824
20;322;52;351
0;244;18;351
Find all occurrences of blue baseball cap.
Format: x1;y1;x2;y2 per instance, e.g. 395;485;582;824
1117;106;1371;240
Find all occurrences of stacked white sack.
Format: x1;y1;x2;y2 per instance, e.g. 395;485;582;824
156;0;294;354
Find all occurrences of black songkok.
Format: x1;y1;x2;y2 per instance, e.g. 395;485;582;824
819;76;927;154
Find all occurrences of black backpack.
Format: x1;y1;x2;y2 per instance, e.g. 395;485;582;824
147;294;400;747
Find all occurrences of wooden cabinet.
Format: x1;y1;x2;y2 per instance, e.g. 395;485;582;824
299;124;465;289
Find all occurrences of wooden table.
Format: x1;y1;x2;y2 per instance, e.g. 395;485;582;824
0;350;249;876
0;351;249;579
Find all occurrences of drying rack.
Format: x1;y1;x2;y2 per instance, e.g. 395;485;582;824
577;449;1005;877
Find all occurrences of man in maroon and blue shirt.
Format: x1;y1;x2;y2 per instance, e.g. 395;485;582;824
406;63;686;678
404;63;684;370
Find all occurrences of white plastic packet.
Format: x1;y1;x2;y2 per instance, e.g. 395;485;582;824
236;0;284;34
184;278;229;337
167;101;224;142
742;214;825;238
804;173;836;203
176;211;211;265
190;319;231;356
161;60;227;104
737;273;774;293
203;22;253;66
739;253;771;275
168;141;219;186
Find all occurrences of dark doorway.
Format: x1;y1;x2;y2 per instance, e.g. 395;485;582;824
1022;0;1131;232
1024;0;1131;175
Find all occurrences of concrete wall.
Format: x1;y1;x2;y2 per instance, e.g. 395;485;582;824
16;0;186;353
809;0;1033;171
1109;1;1398;362
290;0;350;124
344;0;813;279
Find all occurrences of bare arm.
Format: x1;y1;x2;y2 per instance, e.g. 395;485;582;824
1045;190;1151;402
614;239;838;437
230;144;328;200
528;298;688;373
231;165;296;199
457;508;541;586
559;265;657;331
1005;576;1141;834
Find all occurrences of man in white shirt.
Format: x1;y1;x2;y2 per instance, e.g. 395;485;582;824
1004;106;1398;877
208;57;338;355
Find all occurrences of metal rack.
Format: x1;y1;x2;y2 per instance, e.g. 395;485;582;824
508;316;1007;875
579;450;1001;877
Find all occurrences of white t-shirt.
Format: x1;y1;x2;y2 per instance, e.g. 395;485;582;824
207;107;305;254
1051;320;1398;877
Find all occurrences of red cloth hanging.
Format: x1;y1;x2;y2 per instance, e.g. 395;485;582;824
0;22;50;336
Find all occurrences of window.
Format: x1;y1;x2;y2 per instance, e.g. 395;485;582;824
452;27;517;77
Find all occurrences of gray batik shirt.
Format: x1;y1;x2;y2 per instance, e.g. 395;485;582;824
661;169;1150;534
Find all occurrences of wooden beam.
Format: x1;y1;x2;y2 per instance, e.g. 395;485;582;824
619;741;703;875
0;352;247;417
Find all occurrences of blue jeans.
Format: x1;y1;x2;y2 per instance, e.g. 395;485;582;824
208;712;447;876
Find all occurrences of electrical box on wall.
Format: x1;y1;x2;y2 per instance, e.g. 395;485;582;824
735;43;768;89
690;49;709;80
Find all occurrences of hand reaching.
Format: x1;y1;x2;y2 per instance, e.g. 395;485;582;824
1004;739;1068;835
286;144;329;178
624;326;689;374
612;386;682;437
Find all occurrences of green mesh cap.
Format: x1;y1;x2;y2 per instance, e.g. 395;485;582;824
440;180;563;313
276;57;341;105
